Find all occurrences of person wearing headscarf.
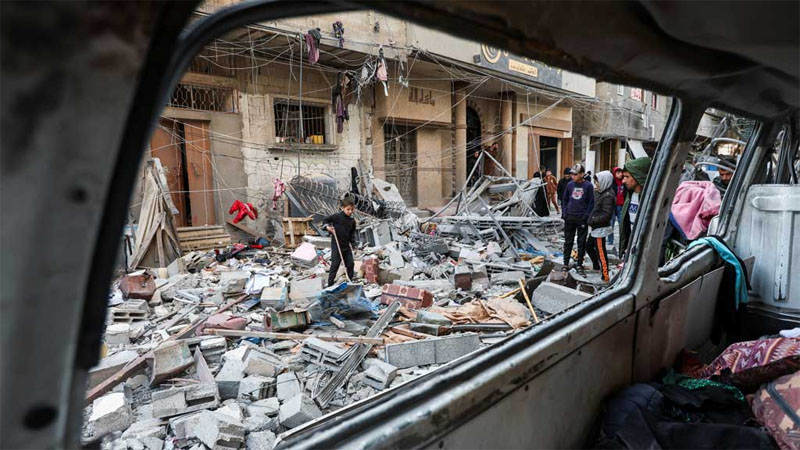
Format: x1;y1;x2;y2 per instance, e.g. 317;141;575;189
586;171;616;282
531;172;550;217
619;157;653;259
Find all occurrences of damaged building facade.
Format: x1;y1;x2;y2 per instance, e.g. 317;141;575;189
143;7;599;235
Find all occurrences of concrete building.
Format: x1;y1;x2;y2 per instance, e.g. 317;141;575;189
572;82;673;174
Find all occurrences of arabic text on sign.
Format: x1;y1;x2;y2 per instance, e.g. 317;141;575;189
508;59;539;78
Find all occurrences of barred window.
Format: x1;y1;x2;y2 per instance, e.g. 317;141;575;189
273;99;327;144
168;83;238;113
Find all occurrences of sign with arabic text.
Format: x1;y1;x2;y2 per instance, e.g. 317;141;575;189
478;44;562;88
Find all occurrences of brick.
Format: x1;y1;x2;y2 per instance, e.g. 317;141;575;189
278;394;322;429
380;284;433;309
453;265;472;290
276;372;301;402
362;257;379;283
531;281;591;315
89;392;132;438
238;376;275;401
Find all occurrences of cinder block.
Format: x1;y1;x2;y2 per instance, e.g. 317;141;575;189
195;410;245;450
89;392;132;437
151;383;219;418
384;340;436;368
242;349;282;377
362;360;398;390
215;356;245;400
531;281;591;315
237;376;275;401
278;394;322;429
219;270;250;294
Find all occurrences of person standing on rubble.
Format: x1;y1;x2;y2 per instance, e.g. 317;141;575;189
544;169;559;213
609;167;626;248
618;157;653;259
561;164;595;276
585;171;616;282
323;197;358;286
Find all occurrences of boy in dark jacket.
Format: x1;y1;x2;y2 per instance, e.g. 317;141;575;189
556;167;572;208
323;197;357;286
619;157;652;259
585;171;616;282
561;164;595;276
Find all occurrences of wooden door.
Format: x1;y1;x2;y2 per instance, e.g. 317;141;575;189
561;137;574;174
182;120;216;226
149;119;188;227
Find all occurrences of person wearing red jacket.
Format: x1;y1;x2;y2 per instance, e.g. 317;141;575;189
609;167;627;247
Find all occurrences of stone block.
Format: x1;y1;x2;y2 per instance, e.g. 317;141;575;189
88;350;139;389
195;410;245;450
105;323;131;345
242;349;282;378
246;397;280;417
384;340;436;369
434;333;481;364
276;372;302;402
89;392;132;437
219;270;250;294
246;430;277;450
362;360;398;390
415;310;452;326
151;383;219;418
531;281;591;315
278;394;322;429
238;376;276;401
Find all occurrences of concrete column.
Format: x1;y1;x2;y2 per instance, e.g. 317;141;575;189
454;83;467;191
500;91;515;172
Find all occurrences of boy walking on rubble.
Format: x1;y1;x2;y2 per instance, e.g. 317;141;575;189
323;197;358;287
561;164;595;276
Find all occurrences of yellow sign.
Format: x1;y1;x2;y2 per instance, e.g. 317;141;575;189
508;59;539;78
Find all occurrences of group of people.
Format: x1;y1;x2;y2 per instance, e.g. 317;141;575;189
556;158;651;282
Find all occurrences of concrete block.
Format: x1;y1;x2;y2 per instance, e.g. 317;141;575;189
490;271;527;285
89;392;132;437
246;397;280;417
246;430;277;450
105;323;131;345
195;410;245;450
243;415;278;433
291;243;319;267
150;341;193;386
384;340;436;368
215;357;245;400
219;270;250;294
216;402;243;422
168;411;204;440
121;419;167;440
260;286;288;310
151;383;219;418
238;376;276;401
276;372;302;402
434;333;481;364
289;277;323;302
278;394;322;429
243;349;282;377
531;281;591;315
408;323;443;336
362;360;398;390
415;310;452;326
88;350;139;389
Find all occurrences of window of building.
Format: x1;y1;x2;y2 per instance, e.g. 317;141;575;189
630;87;643;102
168;83;238;113
273;99;328;144
616;85;624;95
651;92;658;110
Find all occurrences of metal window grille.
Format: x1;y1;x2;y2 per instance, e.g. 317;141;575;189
168;83;238;113
273;99;327;143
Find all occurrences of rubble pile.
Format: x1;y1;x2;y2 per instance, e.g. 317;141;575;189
90;174;618;449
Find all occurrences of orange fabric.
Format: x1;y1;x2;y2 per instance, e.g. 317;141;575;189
597;237;609;282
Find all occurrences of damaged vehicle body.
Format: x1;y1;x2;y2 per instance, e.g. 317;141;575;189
1;1;798;449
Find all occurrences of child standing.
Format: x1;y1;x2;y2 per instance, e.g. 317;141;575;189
561;164;595;276
323;197;357;287
586;171;616;282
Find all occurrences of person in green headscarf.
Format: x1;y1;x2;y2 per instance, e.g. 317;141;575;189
619;157;652;258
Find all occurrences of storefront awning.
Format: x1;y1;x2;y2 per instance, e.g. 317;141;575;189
627;139;648;158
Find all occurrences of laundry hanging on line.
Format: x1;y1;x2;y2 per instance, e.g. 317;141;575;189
304;29;321;65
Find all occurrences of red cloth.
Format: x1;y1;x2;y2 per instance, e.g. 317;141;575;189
229;199;258;223
612;166;625;206
199;313;248;335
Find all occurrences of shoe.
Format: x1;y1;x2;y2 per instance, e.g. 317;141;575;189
561;265;569;273
576;266;586;277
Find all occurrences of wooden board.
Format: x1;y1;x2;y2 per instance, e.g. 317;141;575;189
177;225;231;251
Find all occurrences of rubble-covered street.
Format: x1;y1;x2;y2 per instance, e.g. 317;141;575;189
85;166;620;450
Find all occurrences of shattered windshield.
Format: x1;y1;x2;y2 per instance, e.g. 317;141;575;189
83;5;674;447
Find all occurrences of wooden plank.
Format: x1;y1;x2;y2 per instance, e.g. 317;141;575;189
225;219;266;239
208;329;385;345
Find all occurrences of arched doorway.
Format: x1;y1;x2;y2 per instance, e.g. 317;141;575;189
466;107;482;185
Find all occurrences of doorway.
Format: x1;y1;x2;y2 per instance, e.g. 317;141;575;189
466;107;482;184
539;136;559;175
149;118;216;226
384;124;418;206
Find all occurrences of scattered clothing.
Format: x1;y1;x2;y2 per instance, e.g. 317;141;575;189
229;199;257;224
670;181;721;240
688;236;750;308
332;72;350;133
750;370;800;450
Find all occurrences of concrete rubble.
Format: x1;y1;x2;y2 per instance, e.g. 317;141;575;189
87;174;618;449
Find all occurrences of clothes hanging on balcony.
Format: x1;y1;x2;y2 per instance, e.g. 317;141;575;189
332;21;345;48
304;29;321;65
332;72;351;133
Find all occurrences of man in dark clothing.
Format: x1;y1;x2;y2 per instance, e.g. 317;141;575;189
323;197;358;286
556;167;572;210
712;156;737;195
586;171;616;282
561;164;595;275
619;157;652;259
531;172;550;217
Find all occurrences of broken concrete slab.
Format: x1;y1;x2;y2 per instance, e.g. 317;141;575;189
242;349;283;378
215;402;244;422
105;323;131;345
415;310;452;326
276;372;302;402
195;410;245;450
434;333;481;364
89;392;132;438
530;281;591;315
278;394;322;429
219;270;251;294
149;341;193;386
88;350;139;390
215;357;245;401
238;376;276;401
121;418;167;441
490;270;526;285
246;430;277;450
168;411;204;441
385;334;481;368
151;383;219;419
289;277;323;302
246;397;280;417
